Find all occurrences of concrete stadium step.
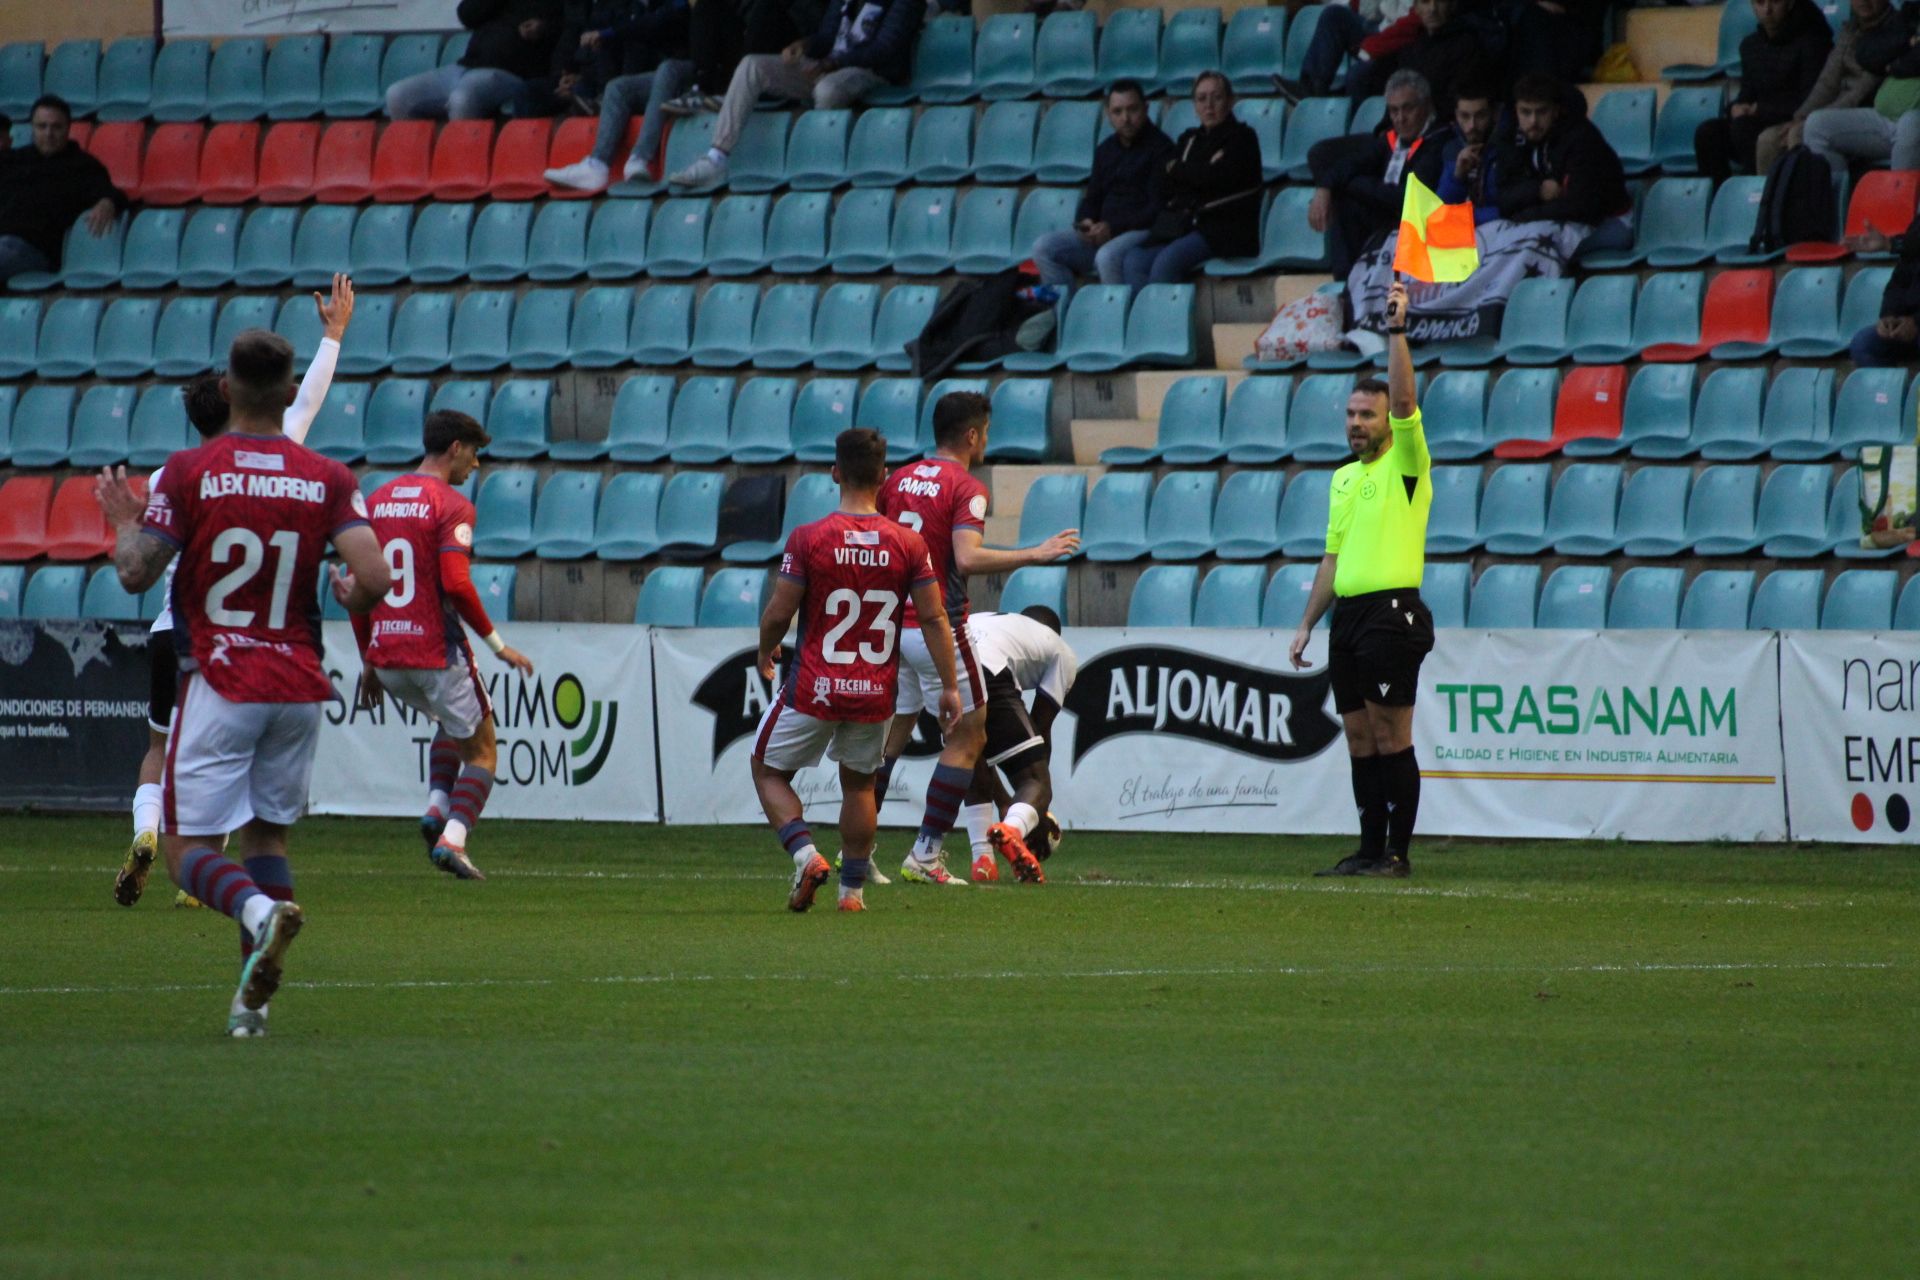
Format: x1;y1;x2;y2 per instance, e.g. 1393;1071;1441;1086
1069;418;1155;465
986;462;1103;521
1211;323;1265;371
1622;4;1722;82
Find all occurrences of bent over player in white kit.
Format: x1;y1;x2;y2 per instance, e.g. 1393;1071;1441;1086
96;329;392;1036
957;605;1078;869
751;428;962;914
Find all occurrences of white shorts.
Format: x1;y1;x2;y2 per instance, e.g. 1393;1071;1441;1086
892;622;986;718
163;673;322;837
374;654;491;741
752;699;887;775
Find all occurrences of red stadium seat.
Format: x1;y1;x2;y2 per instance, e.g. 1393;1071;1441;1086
200;122;263;205
42;475;123;561
0;476;57;561
137;123;207;206
81;122;144;199
1647;268;1773;362
1495;365;1625;459
544;116;641;198
68;121;92;150
1787;170;1920;263
256;121;321;203
370;119;435;203
429;119;495;200
488;116;554;198
312;120;378;203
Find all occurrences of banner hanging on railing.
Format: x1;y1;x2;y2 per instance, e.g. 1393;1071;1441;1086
0;621;153;811
1779;631;1920;843
163;0;462;36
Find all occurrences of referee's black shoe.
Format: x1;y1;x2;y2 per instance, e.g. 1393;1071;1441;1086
1360;853;1411;879
1314;851;1379;877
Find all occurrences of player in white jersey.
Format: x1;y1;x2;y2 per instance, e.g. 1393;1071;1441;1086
954;605;1078;867
113;275;355;908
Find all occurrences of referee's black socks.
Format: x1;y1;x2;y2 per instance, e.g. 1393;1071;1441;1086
1349;756;1388;857
1378;747;1421;858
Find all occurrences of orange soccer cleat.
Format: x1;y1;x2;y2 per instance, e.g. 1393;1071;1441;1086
970;852;1000;883
788;854;831;912
988;823;1045;884
837;890;866;912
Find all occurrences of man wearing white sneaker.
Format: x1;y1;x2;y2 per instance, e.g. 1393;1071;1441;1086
668;0;922;188
544;56;697;190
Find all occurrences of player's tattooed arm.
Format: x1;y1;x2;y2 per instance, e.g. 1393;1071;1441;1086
757;577;805;681
95;466;175;593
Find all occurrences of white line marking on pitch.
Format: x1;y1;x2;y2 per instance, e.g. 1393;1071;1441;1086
0;959;1900;999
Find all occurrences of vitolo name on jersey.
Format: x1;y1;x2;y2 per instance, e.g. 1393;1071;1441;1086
1064;648;1341;764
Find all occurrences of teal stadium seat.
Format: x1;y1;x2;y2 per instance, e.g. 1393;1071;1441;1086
586;199;650;278
1705;176;1768;260
379;35;441;97
1895;576;1920;630
1280;4;1327;79
729;377;797;463
857;378;924;463
28;213;124;291
728;111;791;193
407;202;473;284
891;186;957;274
508;288;574;370
645;197;712;278
472;469;537;558
1097;8;1161;87
1034;99;1100;183
44;40;98;117
624;112;717;197
322;34;386;117
150;38;211;122
1261;563;1320;629
976;13;1037;99
440;32;472;67
1607;567;1683;629
706;194;771;276
1425;465;1482;554
1822;570;1897;630
449;289;512;372
812;282;881;370
264;34;323;118
987;378;1050;461
1750;569;1822;630
122;209;187;290
96;37;156;122
1104;374;1225;464
1015;473;1085;549
653;471;726;557
364;379;429;464
1619;465;1692;556
998;566;1069;621
698;569;767;627
129;386;191;466
1832;367;1911;454
95;297;160;379
725;471;837;562
1651;86;1723;172
1145;471;1219;560
1537;565;1611;629
1081;472;1154;560
1224;7;1287;93
152;296;216;377
1756;464;1832;558
630;284;695;365
1128;565;1199;627
1421;369;1490;458
1492;277;1575;365
1036;9;1098;96
37;297;102;379
1006;282;1124;372
766;190;831;273
1276;468;1333;556
1117;283;1195;367
1575;363;1693;459
1280;96;1348;180
607;378;675;464
1590;87;1654;175
790;377;860;461
468;200;533;282
569;286;634;370
1831;266;1892;355
177;207;240;289
291;205;354;288
470;563;516;620
1210;187;1323;275
1212;470;1286;559
485;380;551;459
635;566;701;625
1423;562;1470;628
350;204;414;286
208;37;267;120
0;298;38;379
1545;462;1624;555
234;206;299;287
1012;183;1079;253
82;566;142;622
23;566;86;620
689;283;759;368
528;200;591;281
873;283;940;371
303;381;369;462
893;14;975;105
1727;265;1842;358
1665;0;1757;78
1680;570;1754;630
277;294;325;371
952;185;1019;273
336;292;394;374
1468;564;1540;628
1759;366;1836;459
1195;564;1267;627
69;385;137;468
975;100;1040;183
828;188;894;273
1479;463;1551;554
1284;372;1356;463
531;471;600;560
1685;465;1762;554
750;282;821;369
666;376;735;464
1564;274;1639;363
1156;8;1222;95
210;295;277;371
784;109;852;190
910;106;975;183
1635;178;1716;268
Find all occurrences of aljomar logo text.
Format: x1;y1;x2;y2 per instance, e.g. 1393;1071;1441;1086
1065;648;1341;764
1433;683;1737;736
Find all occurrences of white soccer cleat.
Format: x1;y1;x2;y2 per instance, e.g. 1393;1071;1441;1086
899;853;968;887
835;851;889;886
543;156;610;192
227;1005;268;1038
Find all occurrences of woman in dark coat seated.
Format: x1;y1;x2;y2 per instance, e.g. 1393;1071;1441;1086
1120;70;1264;289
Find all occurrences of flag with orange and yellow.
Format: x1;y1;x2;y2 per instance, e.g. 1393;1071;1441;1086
1392;175;1478;283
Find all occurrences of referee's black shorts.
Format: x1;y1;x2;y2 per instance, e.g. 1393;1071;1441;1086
147;629;178;735
1328;587;1435;716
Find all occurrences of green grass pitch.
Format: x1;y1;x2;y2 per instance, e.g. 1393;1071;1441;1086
1;814;1914;1279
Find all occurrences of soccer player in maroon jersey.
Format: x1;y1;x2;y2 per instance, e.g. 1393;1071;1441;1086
752;428;961;914
876;390;1078;886
95;330;392;1037
349;410;536;881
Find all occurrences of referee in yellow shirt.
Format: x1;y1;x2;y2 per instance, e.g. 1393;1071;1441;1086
1288;281;1433;878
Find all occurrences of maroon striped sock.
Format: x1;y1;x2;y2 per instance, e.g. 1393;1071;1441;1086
427;735;461;815
239;855;295;960
916;763;973;843
175;847;262;924
446;765;494;844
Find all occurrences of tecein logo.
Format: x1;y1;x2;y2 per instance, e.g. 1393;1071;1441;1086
1063;648;1341;764
693;648;943;763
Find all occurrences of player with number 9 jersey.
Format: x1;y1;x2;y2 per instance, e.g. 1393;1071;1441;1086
359;475;486;672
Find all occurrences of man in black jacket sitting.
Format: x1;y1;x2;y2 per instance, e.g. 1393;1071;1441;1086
1030;79;1172;286
387;0;564;119
0;95;128;282
1694;0;1832;181
1494;74;1632;255
1851;227;1920;366
1307;69;1449;278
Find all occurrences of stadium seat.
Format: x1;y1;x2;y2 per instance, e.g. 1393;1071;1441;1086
1758;366;1837;460
1012;182;1078;250
0;384;13;462
484;380;550;458
467;200;533;282
616;111;715;197
349;203;414;285
1789;169;1919;262
0;298;39;380
139;123;206;206
449;290;512;372
1604;566;1682;630
782;108;852;190
1754;464;1833;558
1833;265;1894;354
37;297;102;379
526;200;590;281
1832;367;1911;454
527;472;600;561
1572;363;1693;460
1080;472;1153;561
567;286;634;371
95;298;160;379
1650;86;1723;173
378;32;440;95
1496;365;1625;460
1121;284;1196;367
1537;565;1611;629
584;199;650;279
320;34;384;117
389;291;455;373
1418;370;1490;459
973;13;1038;100
42;39;96;117
1823;570;1898;629
653;471;725;557
634;564;700;624
1638;363;1736;460
756;190;828;274
1097;7;1162;86
890;186;957;274
300;381;369;462
1704;175;1768;261
974;100;1040;184
335;292;395;375
148;37;211;121
1556;274;1636;365
290;205;354;288
1033;8;1098;96
1279;96;1349;180
470;559;517;619
94;36;154;121
69;384;136;468
1477;463;1550;554
1222;7;1287;93
234;205;298;286
630;284;694;365
811;282;881;370
1664;0;1758;78
128;386;190;467
1896;576;1920;630
600;375;672;464
85;120;145;200
724;377;796;465
42;474;116;560
362;379;428;464
1189;563;1264;628
1590;87;1655;176
871;282;939;371
722;471;832;562
1155;7;1222;95
1127;565;1198;627
643;197;712;278
80;565;141;622
507;288;573;370
310;119;379;202
1033;98;1100;183
22;566;85;619
1680;570;1754;630
176;206;239;288
1479;276;1577;367
1624;270;1709;362
429;119;495;201
1468;564;1540;628
722;110;788;194
258;34;323;119
1749;569;1822;630
11;385;74;468
663;376;734;464
698;194;768;277
0;476;54;558
1409;560;1465;629
1258;562;1317;629
1616;177;1715;268
1197;469;1283;561
1685;465;1762;554
692;568;763;628
120;208;186;290
472;469;537;559
981;377;1048;462
906;105;975;185
894;13;976;104
541;116;603;199
18;212;121;292
1278;372;1353;463
1012;473;1084;552
195;121;266;204
1003;283;1119;372
1221;375;1291;463
1616;465;1693;557
208;294;275;373
1719;265;1843;359
205;36;266;120
489;117;554;199
987;565;1065;623
687;283;758;368
277;294;325;371
1274;468;1333;557
1106;375;1225;465
789;377;860;462
1143;471;1218;561
1209;186;1319;275
1829;469;1902;559
370;119;435;202
951;185;1020;274
1424;465;1483;554
1651;267;1769;361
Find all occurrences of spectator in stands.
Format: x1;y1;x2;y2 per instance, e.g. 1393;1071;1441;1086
1029;80;1172;286
667;0;923;188
1307;69;1449;277
1694;0;1833;181
544;7;696;190
1504;0;1606;87
1849;227;1920;365
1286;0;1496;112
1777;0;1901;167
1435;80;1503;222
0;95;128;283
665;0;826;114
1119;71;1263;288
1493;73;1632;255
388;0;565;119
1799;0;1920;175
1275;0;1414;102
538;0;665;113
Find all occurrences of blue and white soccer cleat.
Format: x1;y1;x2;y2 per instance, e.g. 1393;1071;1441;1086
420;813;447;854
429;843;486;881
236;902;304;1014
